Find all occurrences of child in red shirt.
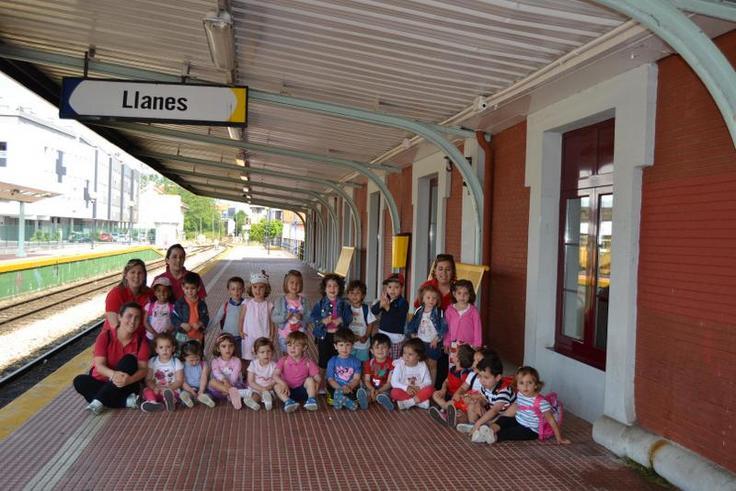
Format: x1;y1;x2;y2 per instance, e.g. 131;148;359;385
358;333;394;411
429;343;475;427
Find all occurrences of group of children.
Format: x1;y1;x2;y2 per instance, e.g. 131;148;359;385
138;268;569;445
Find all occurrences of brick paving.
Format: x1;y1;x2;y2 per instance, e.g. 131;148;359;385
0;246;660;490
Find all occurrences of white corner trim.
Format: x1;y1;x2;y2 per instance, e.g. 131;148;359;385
524;64;657;424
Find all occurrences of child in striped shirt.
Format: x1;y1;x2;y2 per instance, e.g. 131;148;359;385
483;366;570;445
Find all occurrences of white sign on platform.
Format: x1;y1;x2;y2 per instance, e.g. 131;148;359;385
60;78;248;126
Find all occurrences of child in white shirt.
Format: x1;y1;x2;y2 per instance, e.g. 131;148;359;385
389;338;433;410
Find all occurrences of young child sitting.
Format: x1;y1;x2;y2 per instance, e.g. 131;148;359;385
143;276;174;345
390;338;433;410
208;333;247;409
428;343;475;427
211;276;245;356
371;274;409;361
456;353;515;442
479;366;569;445
243;337;277;411
271;270;311;355
326;328;363;411
360;333;394;411
405;284;447;384
172;272;209;346
273;331;321;413
141;333;183;413
345;280;376;362
179;340;215;408
440;347;490;423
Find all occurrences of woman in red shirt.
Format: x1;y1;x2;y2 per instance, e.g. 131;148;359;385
104;258;151;333
73;302;150;414
151;244;207;302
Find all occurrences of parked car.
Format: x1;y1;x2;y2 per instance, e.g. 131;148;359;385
68;232;92;243
98;232;113;242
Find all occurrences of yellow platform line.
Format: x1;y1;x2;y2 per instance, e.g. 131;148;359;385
0;346;92;442
0;245;231;442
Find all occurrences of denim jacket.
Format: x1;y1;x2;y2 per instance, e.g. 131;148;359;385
271;294;312;330
310;296;352;340
405;305;447;340
172;296;210;335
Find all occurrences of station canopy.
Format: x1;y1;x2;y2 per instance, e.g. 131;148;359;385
0;1;733;213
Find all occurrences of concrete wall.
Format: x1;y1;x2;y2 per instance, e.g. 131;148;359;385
636;30;736;473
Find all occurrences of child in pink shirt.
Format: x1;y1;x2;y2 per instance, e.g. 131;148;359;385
273;331;320;413
208;333;247;409
444;280;483;350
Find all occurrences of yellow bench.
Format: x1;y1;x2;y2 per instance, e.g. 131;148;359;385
324;246;354;278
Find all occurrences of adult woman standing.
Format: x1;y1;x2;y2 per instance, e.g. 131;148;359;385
73;302;150;414
152;244;206;302
104;258;151;333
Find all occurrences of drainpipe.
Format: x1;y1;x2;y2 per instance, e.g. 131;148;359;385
476;131;493;345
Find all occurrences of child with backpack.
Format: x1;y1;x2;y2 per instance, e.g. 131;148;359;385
481;366;569;445
345;280;375;362
428;343;475;427
211;276;245;356
172;272;209;346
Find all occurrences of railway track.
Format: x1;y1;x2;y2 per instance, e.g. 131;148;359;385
0;246;210;330
0;245;223;396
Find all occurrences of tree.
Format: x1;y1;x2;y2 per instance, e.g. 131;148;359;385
234;210;246;236
250;219;283;243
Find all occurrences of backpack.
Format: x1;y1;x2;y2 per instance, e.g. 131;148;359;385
518;392;563;440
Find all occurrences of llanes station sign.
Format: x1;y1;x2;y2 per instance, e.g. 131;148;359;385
60;78;248;126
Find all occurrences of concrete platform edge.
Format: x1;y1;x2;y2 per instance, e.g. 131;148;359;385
593;415;736;491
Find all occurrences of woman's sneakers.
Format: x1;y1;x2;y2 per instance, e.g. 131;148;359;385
356;388;369;410
85;399;105;416
163;389;176;412
376;393;394;411
125;394;139;409
228;387;242;410
243;396;261;411
471;425;496;444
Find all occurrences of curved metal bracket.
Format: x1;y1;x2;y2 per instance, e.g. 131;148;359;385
592;0;736;149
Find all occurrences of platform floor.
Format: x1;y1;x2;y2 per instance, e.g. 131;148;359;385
0;246;659;490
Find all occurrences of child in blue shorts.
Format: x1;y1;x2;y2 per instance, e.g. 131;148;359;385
326;329;363;411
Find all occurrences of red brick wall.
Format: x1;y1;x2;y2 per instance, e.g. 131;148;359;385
354;185;367;280
636;30;736;472
444;166;463;259
486;122;529;365
383;167;413;294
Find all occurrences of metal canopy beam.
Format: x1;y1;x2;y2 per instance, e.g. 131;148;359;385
592;0;736;149
670;0;736;22
136;150;362;267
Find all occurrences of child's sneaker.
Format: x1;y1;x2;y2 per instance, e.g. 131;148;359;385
85;399;105;416
376;393;394;411
416;400;430;410
303;397;318;411
446;404;457;427
125;394;139;409
141;400;163;413
456;423;475;433
228;387;242;410
428;406;447;426
262;391;273;411
356;388;368;410
243;396;261;411
284;398;299;413
326;394;334;406
343;397;358;411
471;425;496;444
333;390;345;410
180;391;194;408
163;389;176;412
197;393;216;408
397;399;416;410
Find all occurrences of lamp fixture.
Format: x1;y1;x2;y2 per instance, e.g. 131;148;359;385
444;156;452;172
203;10;236;71
227;127;242;140
240;174;249;181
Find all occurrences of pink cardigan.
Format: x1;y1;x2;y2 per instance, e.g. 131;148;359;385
443;304;482;348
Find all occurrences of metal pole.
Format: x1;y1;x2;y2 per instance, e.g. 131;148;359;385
16;201;26;258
